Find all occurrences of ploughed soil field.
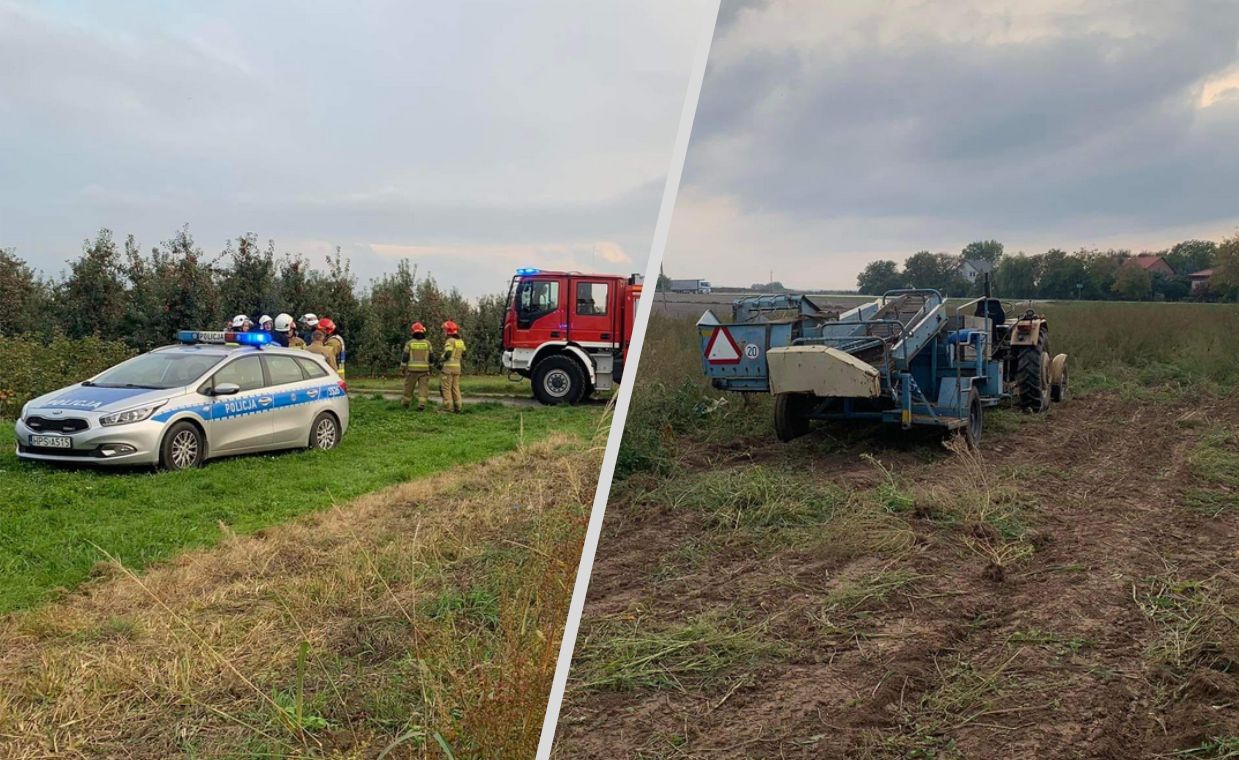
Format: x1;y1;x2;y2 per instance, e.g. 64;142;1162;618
553;391;1239;758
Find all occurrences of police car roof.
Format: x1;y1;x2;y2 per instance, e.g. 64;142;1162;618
150;343;297;356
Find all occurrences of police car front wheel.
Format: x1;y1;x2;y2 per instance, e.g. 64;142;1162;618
160;421;204;471
310;412;340;450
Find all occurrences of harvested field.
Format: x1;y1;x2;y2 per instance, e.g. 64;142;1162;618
0;431;604;758
553;306;1239;759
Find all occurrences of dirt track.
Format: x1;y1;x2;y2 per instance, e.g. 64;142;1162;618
554;393;1239;758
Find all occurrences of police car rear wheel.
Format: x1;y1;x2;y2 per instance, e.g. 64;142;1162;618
310;412;340;450
160;422;203;471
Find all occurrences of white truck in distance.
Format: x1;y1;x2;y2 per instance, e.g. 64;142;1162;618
670;279;712;294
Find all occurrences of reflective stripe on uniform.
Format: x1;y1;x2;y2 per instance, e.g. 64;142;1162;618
403;339;432;371
442;337;466;371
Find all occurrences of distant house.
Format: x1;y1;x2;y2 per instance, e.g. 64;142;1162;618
1189;268;1214;294
1122;254;1176;277
959;259;994;283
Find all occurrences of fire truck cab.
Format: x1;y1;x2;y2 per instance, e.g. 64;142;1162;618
502;268;643;405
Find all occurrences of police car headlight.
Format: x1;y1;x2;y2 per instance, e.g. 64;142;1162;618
99;401;167;426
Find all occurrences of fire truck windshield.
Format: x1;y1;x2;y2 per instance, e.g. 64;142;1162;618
518;279;559;314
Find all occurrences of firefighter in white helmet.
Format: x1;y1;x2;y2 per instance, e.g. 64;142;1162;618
273;313;305;348
258;314;274;332
300;313;319;345
229;314;253;332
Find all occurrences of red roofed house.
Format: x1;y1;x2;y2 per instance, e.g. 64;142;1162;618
1122;254;1176;277
1189;268;1213;295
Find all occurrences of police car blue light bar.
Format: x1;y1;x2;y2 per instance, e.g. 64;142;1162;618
176;330;273;346
515;267;541;276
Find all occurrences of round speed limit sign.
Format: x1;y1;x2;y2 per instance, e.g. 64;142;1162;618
744;343;761;360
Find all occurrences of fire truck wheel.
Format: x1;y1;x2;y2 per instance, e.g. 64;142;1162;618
533;355;586;405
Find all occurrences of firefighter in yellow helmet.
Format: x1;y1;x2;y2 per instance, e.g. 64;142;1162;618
439;320;466;412
400;321;435;411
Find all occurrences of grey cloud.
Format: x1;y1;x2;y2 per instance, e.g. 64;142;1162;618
681;0;1239;248
0;0;708;296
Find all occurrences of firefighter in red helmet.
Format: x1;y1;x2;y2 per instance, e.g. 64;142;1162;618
317;317;345;378
400;321;435;410
439;320;466;412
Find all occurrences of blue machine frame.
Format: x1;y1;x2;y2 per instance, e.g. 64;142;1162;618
698;290;1008;432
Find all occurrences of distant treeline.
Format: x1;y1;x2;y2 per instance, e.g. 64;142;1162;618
0;227;508;375
857;238;1239;301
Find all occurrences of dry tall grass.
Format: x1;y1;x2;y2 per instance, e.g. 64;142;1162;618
0;433;601;758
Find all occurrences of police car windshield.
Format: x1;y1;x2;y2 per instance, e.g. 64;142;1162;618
91;352;224;390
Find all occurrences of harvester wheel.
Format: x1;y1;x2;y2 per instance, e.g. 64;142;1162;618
964;389;983;448
1015;331;1050;413
774;393;813;442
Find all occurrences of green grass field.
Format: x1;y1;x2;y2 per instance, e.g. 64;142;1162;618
0;398;600;613
347;374;533;396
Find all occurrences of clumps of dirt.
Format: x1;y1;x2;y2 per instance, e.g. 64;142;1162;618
554;394;1239;759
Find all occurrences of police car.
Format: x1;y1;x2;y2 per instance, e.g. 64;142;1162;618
14;330;349;470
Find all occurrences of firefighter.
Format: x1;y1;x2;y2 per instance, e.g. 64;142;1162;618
306;330;337;371
439;320;466;412
274;313;305;348
229;314;253;332
318;317;346;378
258;314;274;332
300;313;319;344
399;321;435;410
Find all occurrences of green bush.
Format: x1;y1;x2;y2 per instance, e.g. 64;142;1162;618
0;333;135;418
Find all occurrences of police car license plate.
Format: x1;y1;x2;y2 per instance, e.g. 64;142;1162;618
31;434;72;449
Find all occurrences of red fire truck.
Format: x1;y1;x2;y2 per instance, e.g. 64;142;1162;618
502;268;644;405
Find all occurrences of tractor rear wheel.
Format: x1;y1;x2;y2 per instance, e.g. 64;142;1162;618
774;393;813;442
1015;330;1050;413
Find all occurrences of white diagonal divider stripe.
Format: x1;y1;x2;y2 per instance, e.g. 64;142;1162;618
534;3;722;757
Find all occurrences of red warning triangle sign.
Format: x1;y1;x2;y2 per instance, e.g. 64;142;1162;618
705;326;742;365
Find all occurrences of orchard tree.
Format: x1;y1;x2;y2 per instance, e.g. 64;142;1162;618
352;259;419;373
0;248;50;336
57;229;128;338
217;234;277;320
465;293;506;374
318;246;360;337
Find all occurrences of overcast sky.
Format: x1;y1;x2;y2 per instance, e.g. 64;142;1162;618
663;0;1239;290
0;0;710;297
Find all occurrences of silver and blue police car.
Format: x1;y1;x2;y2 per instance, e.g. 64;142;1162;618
14;330;349;470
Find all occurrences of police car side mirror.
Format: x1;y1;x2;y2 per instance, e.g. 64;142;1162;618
212;382;242;396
